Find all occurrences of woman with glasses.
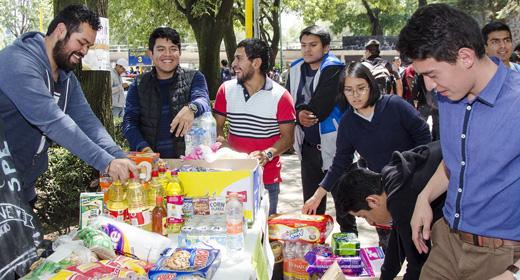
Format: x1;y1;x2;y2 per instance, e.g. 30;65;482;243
302;62;431;249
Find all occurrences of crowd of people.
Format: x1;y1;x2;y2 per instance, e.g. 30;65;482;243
1;3;520;279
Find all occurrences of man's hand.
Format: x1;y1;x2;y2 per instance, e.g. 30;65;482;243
410;194;434;254
298;110;318;127
122;83;129;88
216;135;230;148
249;150;269;167
105;158;139;182
170;106;195;137
302;187;327;214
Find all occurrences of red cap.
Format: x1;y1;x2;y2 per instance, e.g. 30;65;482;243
156;196;164;204
171;170;178;176
158;166;166;172
129;172;134;179
151;170;159;177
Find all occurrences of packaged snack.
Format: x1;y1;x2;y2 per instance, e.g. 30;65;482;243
209;195;226;215
331;232;360;256
360;247;385;277
74;225;116;260
79;192;104;229
304;247;363;274
282;241;316;280
148;248;221;280
183;196;194;219
268;214;333;243
193;196;210;215
91;216;171;264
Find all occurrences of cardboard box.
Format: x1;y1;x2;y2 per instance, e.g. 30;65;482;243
79;192;104;229
165;158;261;223
99;151;160;208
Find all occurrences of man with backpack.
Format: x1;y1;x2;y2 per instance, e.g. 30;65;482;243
363;39;403;97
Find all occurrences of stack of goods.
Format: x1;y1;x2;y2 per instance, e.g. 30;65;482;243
267;214;334;280
22;220;161;279
148;248;221;280
305;247;366;276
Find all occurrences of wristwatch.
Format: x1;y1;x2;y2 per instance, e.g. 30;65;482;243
507;264;520;280
187;103;198;114
263;149;274;161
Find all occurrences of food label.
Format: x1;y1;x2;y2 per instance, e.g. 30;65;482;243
128;209;151;226
107;208;128;222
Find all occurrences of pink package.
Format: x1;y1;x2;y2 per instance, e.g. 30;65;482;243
360;247;385;277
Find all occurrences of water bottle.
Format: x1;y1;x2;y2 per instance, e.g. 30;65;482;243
201;111;217;146
226;192;244;264
185;116;203;156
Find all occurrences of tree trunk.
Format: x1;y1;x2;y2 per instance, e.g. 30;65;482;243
54;0;114;137
362;0;383;36
223;21;237;66
176;0;234;100
268;0;280;70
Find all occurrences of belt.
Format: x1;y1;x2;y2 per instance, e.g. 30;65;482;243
445;219;520;248
303;141;321;150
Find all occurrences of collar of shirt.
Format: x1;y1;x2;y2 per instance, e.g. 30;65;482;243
471;56;507;107
237;75;272;102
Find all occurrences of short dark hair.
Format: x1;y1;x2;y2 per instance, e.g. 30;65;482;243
482;22;512;44
149;27;181;52
46;4;101;38
514;44;520;53
237;38;270;75
221;59;228;67
337;62;381;111
396;3;485;64
365;39;380;56
299;25;331;47
335;168;383;215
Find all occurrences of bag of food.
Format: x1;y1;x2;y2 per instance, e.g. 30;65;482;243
268;214;333;243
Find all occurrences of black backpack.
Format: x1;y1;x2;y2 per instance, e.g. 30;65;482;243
363;60;394;94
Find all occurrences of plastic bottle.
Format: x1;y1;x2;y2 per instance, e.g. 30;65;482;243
127;173;152;231
185;116;202;156
166;170;184;234
226;192;244;264
139;171;148;190
152;196;167;236
106;180;128;222
157;166;169;189
201;111;217;146
146;170;165;209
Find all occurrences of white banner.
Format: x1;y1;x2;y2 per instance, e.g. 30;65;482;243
82;17;110;71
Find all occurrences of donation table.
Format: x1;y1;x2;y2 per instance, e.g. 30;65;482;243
168;191;274;280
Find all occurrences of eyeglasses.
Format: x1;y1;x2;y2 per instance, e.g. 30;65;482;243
344;86;369;97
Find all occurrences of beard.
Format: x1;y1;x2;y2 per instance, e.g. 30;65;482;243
52;37;83;72
237;67;255;84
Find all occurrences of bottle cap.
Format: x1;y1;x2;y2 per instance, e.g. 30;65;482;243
158;166;166;172
171;170;178;176
156;196;164;204
151;170;159;177
129;172;134;179
229;192;239;198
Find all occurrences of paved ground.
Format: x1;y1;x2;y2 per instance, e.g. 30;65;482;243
277;153;380;247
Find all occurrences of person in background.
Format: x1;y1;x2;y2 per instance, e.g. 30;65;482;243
111;58;129;118
364;39;403;97
392;56;405;76
482;22;520;72
213;38;296;216
123;27;211;159
397;4;520;279
287;25;357;235
280;61;291;85
0;4;138;206
337;141;444;280
302;62;431;253
221;59;232;83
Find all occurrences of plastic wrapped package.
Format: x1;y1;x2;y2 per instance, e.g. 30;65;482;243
304;247;363;274
268;214;334;243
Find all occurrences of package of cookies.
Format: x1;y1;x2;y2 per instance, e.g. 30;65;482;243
267;214;333;243
304;246;364;274
148;248;221;280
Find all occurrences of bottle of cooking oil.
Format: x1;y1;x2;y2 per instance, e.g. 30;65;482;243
166;170;184;234
106;180;128;222
158;166;169;189
127;172;152;231
146;170;165;209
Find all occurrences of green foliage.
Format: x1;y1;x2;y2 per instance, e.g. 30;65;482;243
0;0;52;44
114;117;130;151
35;146;98;235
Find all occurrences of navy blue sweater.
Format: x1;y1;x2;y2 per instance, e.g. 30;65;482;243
320;94;431;191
